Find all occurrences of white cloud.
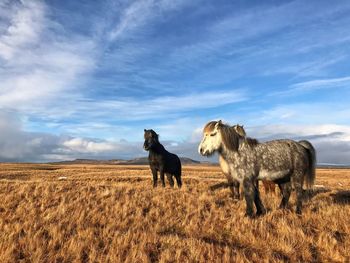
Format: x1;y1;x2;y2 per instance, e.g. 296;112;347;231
109;0;153;40
246;124;350;165
290;76;350;92
242;103;350;126
1;111;350;164
109;0;195;41
262;53;347;78
0;1;45;60
158;1;350;82
63;138;117;153
13;89;246;125
0;1;95;109
0;111;59;161
0;111;144;162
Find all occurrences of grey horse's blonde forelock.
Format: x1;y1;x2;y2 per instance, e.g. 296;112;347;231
203;121;218;133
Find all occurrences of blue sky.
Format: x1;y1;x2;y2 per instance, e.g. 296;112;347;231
1;0;350;163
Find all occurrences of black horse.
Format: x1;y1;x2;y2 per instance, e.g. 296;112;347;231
143;129;182;188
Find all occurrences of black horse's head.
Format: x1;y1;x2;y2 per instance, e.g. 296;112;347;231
143;129;159;151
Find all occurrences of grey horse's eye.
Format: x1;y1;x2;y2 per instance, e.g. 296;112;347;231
210;132;217;136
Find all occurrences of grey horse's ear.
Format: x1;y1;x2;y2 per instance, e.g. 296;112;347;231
215;120;222;130
144;129;147;132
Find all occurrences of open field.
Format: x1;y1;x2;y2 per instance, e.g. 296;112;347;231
0;163;349;262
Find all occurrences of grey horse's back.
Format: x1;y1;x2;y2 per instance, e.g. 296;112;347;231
298;140;316;189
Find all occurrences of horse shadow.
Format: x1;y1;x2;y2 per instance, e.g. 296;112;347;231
209;182;231;191
330;190;350;204
210;182;350;206
304;187;350;205
0;174;31;181
303;187;331;200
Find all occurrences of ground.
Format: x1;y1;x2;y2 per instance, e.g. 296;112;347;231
0;163;349;262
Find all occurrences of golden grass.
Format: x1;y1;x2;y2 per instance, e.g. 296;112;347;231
0;163;349;262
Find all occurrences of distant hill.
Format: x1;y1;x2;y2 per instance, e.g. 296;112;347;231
317;163;350;169
50;159;350;168
51;157;203;165
50;159;126;165
124;157;201;165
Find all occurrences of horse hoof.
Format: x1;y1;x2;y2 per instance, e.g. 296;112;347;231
244;212;254;218
256;211;266;217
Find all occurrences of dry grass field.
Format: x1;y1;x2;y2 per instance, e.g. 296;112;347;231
0;163;349;263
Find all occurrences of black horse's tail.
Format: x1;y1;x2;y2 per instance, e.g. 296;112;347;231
299;140;316;189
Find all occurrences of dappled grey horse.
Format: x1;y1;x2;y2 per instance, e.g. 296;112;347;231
198;120;316;217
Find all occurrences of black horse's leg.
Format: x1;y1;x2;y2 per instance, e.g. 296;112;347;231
278;182;292;209
175;175;182;188
160;168;165;187
253;180;266;215
243;177;255;217
151;168;158;187
167;174;174;188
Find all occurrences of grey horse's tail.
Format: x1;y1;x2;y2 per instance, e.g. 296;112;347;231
299;140;316;189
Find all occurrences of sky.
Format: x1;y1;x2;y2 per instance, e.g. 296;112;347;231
0;0;350;164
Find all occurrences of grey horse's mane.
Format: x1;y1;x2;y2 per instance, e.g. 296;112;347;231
220;124;241;152
232;124;259;148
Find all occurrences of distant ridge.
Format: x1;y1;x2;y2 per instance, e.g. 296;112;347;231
50;157;204;165
317;163;350;169
49;159;350;168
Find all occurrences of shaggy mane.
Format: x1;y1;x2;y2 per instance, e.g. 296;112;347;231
245;137;259;147
204;121;259;151
220;124;240;152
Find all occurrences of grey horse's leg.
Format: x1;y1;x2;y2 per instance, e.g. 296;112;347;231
229;181;240;199
243;178;255;217
278;182;292;209
225;174;240;199
254;181;266;215
295;182;303;215
233;181;240;199
291;170;304;214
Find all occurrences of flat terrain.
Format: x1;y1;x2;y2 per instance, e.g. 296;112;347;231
0;164;349;262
